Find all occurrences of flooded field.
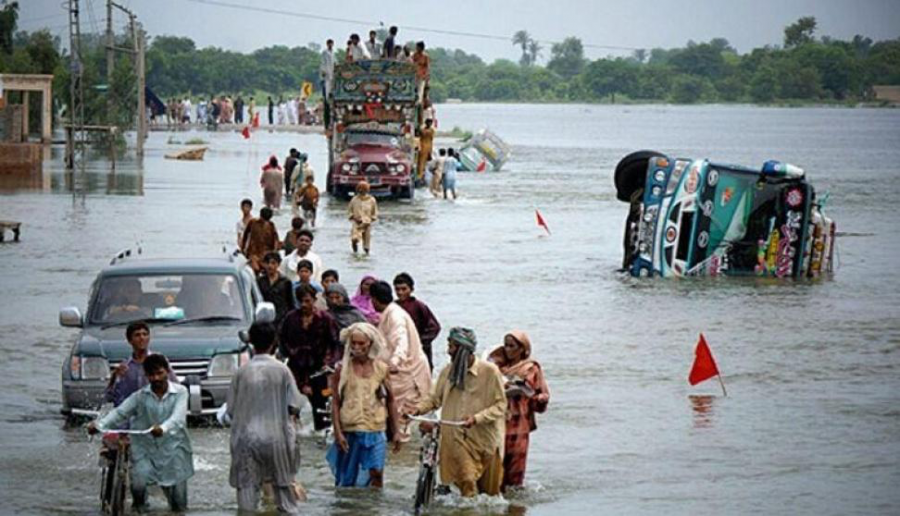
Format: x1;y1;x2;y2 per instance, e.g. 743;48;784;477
0;103;899;515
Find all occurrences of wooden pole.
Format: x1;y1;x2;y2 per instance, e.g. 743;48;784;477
106;0;114;124
133;19;145;157
717;374;728;397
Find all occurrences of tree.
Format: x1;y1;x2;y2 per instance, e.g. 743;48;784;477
0;0;18;55
632;48;647;64
784;16;817;48
547;37;585;79
670;74;714;103
749;63;778;102
512;30;531;66
669;41;727;79
528;39;542;65
581;58;639;102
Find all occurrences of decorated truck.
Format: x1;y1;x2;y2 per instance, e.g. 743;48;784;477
615;151;836;278
326;60;420;199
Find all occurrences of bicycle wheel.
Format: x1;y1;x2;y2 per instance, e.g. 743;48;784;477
109;451;128;516
414;464;435;514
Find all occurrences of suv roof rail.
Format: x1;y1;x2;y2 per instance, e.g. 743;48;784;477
110;242;143;265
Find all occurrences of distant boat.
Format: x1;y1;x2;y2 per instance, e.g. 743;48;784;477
457;129;511;172
165;147;208;161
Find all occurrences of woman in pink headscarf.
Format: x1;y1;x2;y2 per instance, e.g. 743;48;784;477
350;275;380;325
260;156;284;209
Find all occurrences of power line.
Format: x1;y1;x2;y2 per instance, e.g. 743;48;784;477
184;0;642;53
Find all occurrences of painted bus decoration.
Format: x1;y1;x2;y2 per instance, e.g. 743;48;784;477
615;151;835;278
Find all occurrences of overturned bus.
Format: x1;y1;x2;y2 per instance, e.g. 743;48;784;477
615;151;836;278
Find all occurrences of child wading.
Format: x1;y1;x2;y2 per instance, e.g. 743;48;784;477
296;175;320;228
348;182;378;255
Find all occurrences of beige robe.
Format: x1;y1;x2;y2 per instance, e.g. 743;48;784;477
377;303;431;414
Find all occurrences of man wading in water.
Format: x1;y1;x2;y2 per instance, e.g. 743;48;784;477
406;327;507;497
89;355;194;512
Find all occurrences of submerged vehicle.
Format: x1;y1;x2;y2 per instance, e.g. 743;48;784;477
457;129;511;172
616;151;836;278
326;59;420;199
59;251;275;418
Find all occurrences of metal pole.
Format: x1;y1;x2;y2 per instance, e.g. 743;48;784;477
66;0;85;174
106;0;114;125
133;19;146;157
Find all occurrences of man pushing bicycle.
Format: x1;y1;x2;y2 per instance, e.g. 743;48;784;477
405;327;508;498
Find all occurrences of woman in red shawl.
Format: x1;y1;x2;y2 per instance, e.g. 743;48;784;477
488;330;550;490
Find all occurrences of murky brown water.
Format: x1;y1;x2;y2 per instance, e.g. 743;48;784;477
1;104;899;515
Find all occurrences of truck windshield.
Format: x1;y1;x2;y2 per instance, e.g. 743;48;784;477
345;132;401;148
89;273;247;324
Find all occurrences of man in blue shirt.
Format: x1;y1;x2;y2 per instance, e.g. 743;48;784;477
106;321;177;407
89;354;194;512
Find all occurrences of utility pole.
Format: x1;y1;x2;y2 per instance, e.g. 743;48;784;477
132;18;146;157
106;0;114;123
66;0;85;174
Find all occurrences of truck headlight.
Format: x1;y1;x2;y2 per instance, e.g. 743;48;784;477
395;164;405;173
72;356;109;380
341;163;351;172
208;353;239;377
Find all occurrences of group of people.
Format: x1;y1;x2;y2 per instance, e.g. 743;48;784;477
318;26;431;104
256;150;318;217
87;279;549;512
154;95;324;129
265;95;320;126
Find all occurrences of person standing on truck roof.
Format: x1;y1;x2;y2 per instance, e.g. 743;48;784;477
365;30;380;60
320;39;335;98
350;34;369;61
348;182;378;256
417;118;435;182
413;41;431;102
382;26;398;59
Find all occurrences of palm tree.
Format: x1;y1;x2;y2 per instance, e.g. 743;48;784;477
528;39;542;65
512;30;531;66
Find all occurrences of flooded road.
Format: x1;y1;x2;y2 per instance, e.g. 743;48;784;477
1;104;899;515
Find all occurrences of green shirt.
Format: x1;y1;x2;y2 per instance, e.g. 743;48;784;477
97;382;194;487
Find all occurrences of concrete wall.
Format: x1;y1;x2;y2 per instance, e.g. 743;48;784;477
0;142;42;178
873;85;900;104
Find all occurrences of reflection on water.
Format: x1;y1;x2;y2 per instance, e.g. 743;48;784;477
689;395;717;429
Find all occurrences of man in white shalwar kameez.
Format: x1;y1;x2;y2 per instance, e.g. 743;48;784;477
369;281;432;440
227;323;304;513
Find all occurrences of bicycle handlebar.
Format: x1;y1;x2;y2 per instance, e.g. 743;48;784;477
406;414;466;427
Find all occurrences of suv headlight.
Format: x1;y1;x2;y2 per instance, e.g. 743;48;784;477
71;356;110;380
208;353;239;377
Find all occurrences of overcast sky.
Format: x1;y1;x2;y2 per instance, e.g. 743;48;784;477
17;0;900;62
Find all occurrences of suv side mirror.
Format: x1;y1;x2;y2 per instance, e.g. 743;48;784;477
254;302;276;324
59;307;83;328
238;330;250;344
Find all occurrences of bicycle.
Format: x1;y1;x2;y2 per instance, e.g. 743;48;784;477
407;414;465;514
91;426;151;516
310;365;335;447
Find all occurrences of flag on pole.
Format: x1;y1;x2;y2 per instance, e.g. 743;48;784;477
535;209;551;235
688;333;721;386
241;126;251;139
476;159;487;173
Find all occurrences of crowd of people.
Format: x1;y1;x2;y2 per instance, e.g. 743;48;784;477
153;95;322;129
85;194;550;513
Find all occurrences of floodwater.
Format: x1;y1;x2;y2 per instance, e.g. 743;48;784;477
1;104;899;515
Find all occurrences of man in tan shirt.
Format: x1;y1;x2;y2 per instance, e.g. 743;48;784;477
347;181;378;254
409;327;507;497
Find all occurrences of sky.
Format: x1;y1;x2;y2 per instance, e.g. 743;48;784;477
16;0;900;63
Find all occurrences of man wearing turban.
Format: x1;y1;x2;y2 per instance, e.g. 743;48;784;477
408;327;507;497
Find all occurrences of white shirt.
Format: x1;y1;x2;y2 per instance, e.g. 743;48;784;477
365;40;380;59
320;49;334;79
281;249;324;283
351;44;368;61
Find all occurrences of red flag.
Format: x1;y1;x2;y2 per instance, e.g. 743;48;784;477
252;112;260;128
241;126;251;139
688;333;720;386
535;209;551;235
476;159;487;173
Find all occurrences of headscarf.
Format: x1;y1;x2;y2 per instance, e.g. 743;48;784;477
326;283;367;329
337;322;386;393
448;327;477;390
263;155;282;171
350;275;380;325
488;329;535;378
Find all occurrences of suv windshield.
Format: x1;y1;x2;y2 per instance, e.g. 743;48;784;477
345;132;401;148
89;273;247;325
